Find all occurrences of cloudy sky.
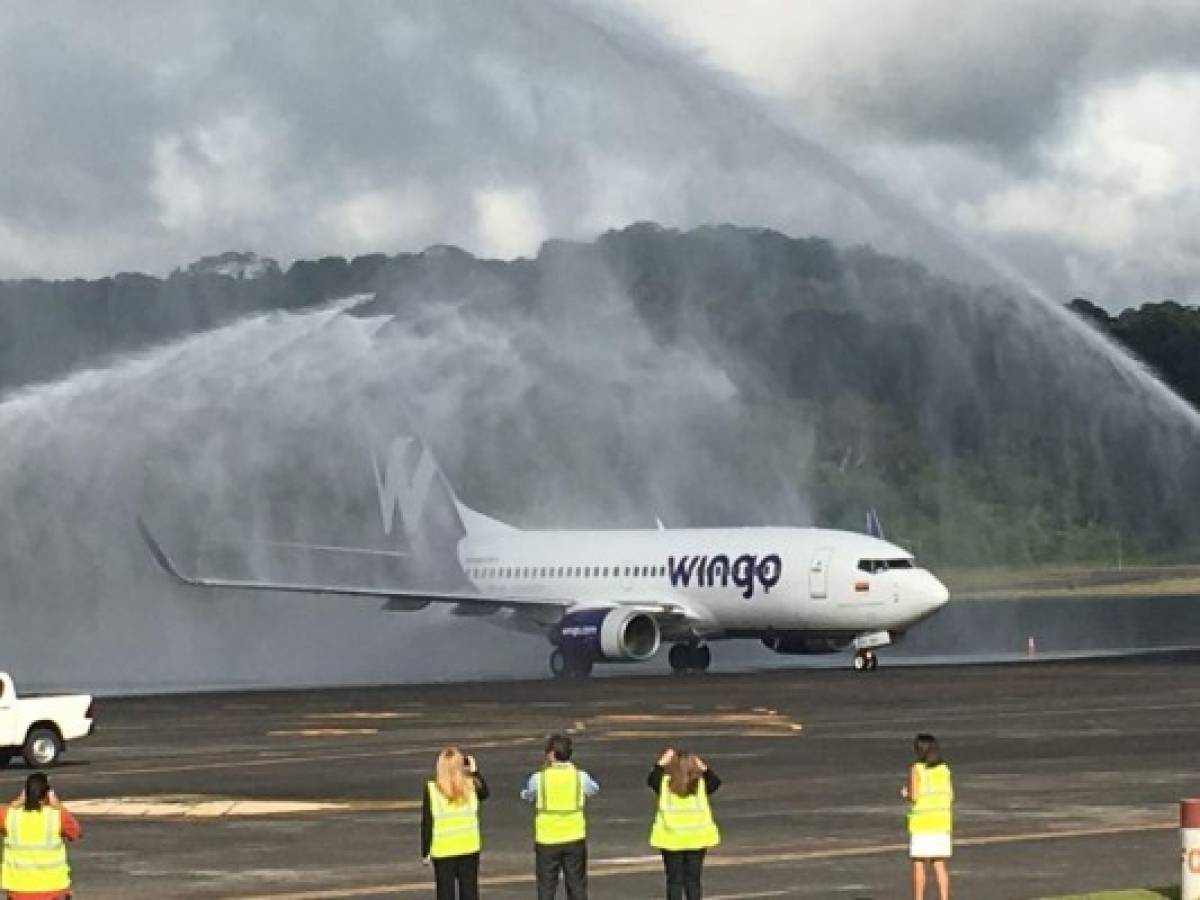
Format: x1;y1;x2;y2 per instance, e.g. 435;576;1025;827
2;0;1197;307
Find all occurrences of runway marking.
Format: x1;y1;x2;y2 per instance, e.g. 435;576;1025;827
304;712;420;720
268;728;381;737
68;796;421;818
806;698;1200;731
47;736;542;781
236;821;1174;898
579;711;803;737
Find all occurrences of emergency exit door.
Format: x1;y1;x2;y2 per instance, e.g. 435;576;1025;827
809;547;834;599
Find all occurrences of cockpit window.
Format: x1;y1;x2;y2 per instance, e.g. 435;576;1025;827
857;558;915;573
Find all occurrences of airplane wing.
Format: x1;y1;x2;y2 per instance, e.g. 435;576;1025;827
137;519;568;614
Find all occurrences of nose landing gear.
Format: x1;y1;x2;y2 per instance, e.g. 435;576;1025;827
668;642;712;674
852;650;879;672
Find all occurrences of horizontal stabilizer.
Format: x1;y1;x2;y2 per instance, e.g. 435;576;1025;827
136;518;566;613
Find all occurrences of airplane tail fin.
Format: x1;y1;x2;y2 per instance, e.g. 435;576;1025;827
370;430;517;552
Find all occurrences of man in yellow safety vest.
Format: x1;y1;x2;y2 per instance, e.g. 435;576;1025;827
1;772;81;900
521;733;599;900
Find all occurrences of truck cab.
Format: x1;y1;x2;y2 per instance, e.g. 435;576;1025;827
0;672;94;768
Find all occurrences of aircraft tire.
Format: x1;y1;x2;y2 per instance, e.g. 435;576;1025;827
549;648;569;679
668;643;690;673
0;751;12;769
853;651;878;673
691;645;712;672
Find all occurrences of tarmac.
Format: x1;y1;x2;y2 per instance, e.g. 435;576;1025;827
10;653;1199;899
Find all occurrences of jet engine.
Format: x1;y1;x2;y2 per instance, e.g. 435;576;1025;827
555;608;661;663
762;634;851;655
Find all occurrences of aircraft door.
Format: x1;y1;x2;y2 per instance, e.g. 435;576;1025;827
809;547;834;599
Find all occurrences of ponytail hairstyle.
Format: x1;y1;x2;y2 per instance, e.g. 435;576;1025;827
23;773;50;812
913;733;944;767
434;747;471;804
665;749;703;797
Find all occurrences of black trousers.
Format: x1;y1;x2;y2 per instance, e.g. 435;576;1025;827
661;849;706;900
433;851;480;900
534;839;588;899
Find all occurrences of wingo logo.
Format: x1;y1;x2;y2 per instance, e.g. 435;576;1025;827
668;554;783;599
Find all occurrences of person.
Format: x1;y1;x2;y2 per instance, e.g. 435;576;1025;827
421;747;489;900
521;733;599;900
902;733;953;900
648;748;721;900
1;772;81;900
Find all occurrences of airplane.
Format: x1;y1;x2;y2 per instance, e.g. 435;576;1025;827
139;433;950;678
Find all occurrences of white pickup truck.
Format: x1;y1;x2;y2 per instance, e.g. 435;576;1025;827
0;672;94;768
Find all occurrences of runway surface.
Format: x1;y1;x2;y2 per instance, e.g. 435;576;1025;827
12;655;1198;898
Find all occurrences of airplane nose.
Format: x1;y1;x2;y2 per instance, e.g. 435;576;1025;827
926;574;950;613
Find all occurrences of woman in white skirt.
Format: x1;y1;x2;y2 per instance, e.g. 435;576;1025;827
902;733;952;900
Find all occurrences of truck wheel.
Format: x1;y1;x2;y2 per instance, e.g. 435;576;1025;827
22;728;62;768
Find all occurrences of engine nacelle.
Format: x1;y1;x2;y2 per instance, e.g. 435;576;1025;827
762;634;851;655
555;608;661;663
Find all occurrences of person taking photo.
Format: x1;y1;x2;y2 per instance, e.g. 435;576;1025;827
1;772;81;900
648;747;721;900
421;747;489;900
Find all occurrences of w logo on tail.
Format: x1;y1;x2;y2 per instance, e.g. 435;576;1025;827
371;436;439;540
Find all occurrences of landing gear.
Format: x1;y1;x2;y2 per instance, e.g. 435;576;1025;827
668;643;712;674
549;648;594;680
852;650;879;672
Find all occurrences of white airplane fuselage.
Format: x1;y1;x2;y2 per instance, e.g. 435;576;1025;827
458;525;948;642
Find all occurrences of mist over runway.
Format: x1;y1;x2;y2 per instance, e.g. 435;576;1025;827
2;223;1200;693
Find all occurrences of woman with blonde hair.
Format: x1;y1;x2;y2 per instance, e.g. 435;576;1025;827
421;747;489;900
648;747;721;900
902;733;953;900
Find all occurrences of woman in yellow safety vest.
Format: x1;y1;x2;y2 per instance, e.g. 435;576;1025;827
902;733;953;900
1;772;81;900
648;747;721;900
421;747;489;900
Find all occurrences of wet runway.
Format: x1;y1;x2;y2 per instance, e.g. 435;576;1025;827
15;655;1200;898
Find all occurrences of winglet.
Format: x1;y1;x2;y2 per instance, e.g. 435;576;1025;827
865;508;885;540
136;518;197;586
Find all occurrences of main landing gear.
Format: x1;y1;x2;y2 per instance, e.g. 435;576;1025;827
668;643;712;674
549;648;594;680
852;650;879;672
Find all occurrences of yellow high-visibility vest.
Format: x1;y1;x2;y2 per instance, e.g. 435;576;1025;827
2;806;71;893
908;763;953;834
649;775;720;850
534;764;586;845
427;782;481;859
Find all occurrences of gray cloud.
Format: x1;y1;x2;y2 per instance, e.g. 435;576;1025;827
0;0;1197;306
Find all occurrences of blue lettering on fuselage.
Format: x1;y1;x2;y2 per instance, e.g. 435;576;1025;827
668;553;783;599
